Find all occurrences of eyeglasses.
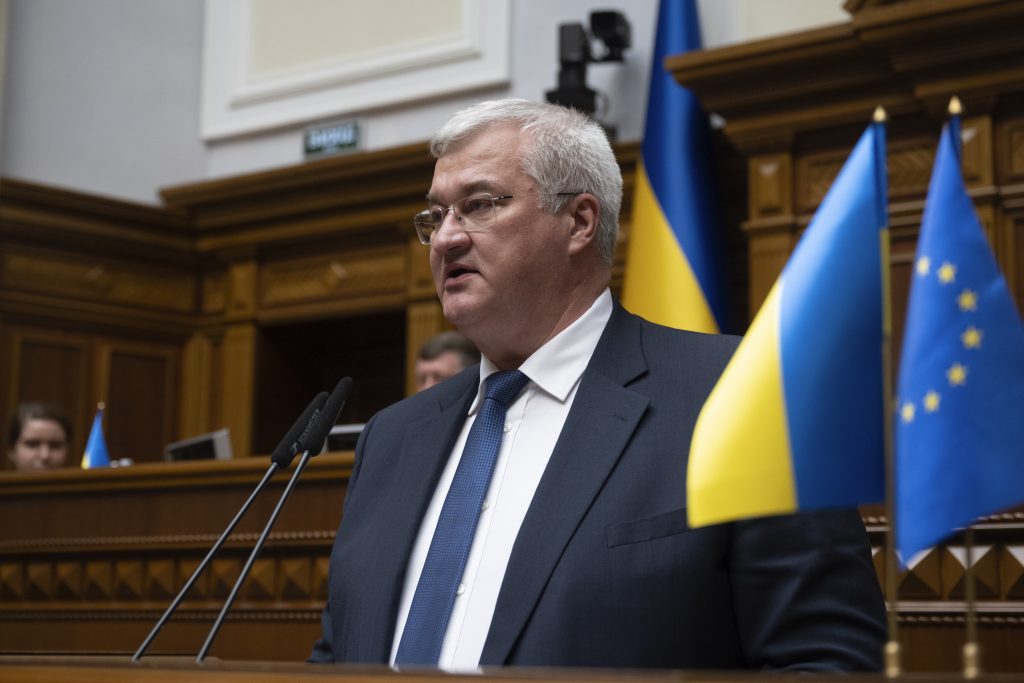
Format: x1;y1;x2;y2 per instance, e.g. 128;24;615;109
413;192;580;245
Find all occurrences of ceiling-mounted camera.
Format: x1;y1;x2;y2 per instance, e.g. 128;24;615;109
545;10;632;132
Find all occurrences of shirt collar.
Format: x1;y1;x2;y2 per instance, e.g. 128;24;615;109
469;289;613;414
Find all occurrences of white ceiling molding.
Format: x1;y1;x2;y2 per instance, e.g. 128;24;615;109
201;0;510;141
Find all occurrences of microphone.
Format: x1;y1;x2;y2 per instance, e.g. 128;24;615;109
196;377;353;663
132;391;328;662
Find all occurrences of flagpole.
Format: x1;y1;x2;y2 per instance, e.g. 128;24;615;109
873;104;901;678
944;93;981;680
963;526;980;678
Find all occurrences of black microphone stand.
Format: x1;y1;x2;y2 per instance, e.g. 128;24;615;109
132;391;327;662
196;377;352;663
195;447;314;663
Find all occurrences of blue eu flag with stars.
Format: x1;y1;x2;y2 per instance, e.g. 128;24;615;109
896;114;1024;560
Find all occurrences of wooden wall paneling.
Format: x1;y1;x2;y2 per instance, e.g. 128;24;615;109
1011;211;1024;315
1;326;92;461
405;233;444;396
103;341;179;464
256;243;406;324
225;259;257;322
0;245;196;316
960;116;993;187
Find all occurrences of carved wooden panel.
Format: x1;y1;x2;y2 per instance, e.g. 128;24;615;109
405;235;435;299
1;245;194;313
797;138;934;213
748;154;791;220
0;454;355;668
1;327;91;459
259;246;404;310
743;225;795;315
227;260;257;319
960;116;992;187
202;270;227;314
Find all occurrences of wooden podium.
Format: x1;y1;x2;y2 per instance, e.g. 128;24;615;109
0;656;1022;683
0;455;353;662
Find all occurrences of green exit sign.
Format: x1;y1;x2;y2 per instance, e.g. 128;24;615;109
304;120;361;158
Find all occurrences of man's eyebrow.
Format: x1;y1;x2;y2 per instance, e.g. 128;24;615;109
425;181;499;205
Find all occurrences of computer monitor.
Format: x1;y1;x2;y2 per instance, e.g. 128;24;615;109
326;424;364;452
165;428;233;462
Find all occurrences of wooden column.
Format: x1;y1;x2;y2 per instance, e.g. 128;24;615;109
220;257;257;458
744;152;796;316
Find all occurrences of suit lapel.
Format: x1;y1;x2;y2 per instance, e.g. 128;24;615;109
481;306;650;664
356;374;477;663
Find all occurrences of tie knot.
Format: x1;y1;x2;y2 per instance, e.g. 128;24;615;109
483;370;529;407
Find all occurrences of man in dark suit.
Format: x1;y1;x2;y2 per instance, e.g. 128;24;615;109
310;98;886;671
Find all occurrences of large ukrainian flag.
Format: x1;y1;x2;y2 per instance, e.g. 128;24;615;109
688;119;888;527
622;0;724;333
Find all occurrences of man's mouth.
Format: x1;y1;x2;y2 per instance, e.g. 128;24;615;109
445;264;477;282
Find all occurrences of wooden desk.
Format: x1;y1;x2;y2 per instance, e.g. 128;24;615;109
0;656;1020;683
3;460;1024;671
0;455;352;661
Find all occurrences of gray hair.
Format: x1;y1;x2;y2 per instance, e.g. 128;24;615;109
430;98;622;266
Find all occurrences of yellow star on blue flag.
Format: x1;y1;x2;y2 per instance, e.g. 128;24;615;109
896;112;1024;559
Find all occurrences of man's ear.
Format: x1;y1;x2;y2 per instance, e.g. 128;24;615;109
567;193;600;255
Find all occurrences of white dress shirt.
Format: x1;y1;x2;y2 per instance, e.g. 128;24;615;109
390;289;613;671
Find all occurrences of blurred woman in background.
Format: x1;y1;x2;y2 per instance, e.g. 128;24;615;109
6;402;72;470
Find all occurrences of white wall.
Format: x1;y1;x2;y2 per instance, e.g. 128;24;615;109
0;0;8;158
0;0;207;203
0;0;847;205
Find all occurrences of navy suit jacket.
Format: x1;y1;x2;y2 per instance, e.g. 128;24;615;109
310;304;887;670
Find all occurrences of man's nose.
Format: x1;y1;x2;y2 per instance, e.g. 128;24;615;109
431;210;469;249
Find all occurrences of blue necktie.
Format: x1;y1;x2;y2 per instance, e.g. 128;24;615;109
395;369;529;666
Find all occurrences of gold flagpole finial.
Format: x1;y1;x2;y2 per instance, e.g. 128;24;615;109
949;96;962;116
97;401;106;411
873;106;887;123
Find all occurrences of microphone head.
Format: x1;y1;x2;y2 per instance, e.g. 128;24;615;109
294;377;353;457
271;391;328;468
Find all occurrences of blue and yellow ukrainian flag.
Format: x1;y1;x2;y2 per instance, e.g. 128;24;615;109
687;118;888;527
81;403;110;469
895;109;1024;559
621;0;725;333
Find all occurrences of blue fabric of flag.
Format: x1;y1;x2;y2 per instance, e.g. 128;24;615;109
780;122;888;509
82;408;110;469
896;117;1024;559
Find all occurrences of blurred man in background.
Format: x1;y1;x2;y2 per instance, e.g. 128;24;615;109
414;331;480;392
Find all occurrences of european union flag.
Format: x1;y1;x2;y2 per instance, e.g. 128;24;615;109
896;114;1024;559
81;405;110;469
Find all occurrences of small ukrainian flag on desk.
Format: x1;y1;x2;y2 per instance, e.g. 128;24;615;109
81;403;110;469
